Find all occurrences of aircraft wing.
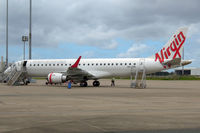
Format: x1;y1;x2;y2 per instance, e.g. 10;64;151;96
64;56;111;83
65;56;95;83
67;67;95;80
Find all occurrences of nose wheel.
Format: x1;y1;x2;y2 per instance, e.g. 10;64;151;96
80;81;88;87
93;80;100;87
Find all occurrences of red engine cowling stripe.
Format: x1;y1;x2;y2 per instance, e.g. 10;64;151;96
49;73;53;83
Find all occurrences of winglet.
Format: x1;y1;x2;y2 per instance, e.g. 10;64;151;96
71;56;82;68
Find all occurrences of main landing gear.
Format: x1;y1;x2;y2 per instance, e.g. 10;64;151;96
79;80;100;87
93;80;100;87
80;81;88;87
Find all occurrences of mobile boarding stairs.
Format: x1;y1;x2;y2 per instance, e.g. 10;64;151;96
3;61;29;86
130;58;146;88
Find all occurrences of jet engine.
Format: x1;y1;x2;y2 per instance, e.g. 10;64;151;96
47;73;67;84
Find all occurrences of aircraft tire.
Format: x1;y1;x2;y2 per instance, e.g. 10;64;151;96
93;81;100;87
80;81;88;87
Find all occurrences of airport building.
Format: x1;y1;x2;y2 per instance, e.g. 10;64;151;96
174;67;200;76
148;67;200;76
0;56;6;82
148;71;170;76
0;65;5;82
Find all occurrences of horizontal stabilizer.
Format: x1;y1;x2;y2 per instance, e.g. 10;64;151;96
162;58;181;66
181;60;192;66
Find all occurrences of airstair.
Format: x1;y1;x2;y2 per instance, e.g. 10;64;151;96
130;58;146;88
6;61;28;86
7;68;25;85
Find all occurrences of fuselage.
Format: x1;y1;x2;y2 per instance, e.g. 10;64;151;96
20;58;163;78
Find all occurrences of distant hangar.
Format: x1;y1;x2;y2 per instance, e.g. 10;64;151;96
175;67;200;76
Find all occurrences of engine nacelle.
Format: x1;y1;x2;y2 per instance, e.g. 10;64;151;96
48;73;67;84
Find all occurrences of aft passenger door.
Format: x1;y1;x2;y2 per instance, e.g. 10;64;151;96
139;58;145;72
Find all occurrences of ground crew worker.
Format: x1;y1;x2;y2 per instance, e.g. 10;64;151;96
67;81;71;89
111;78;115;87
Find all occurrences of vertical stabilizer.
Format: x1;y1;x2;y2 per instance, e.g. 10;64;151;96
154;27;188;64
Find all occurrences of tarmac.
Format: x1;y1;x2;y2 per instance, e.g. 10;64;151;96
0;79;200;133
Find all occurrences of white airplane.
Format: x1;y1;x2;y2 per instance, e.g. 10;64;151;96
4;27;192;87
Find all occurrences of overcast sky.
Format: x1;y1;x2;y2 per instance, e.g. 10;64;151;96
0;0;200;67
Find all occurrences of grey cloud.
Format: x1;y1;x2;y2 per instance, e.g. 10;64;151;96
118;43;148;58
0;0;200;50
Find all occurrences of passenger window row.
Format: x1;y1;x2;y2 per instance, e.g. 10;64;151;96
30;64;69;67
29;63;136;67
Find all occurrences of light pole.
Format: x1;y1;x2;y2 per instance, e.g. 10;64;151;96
22;36;28;60
29;0;32;59
6;0;8;67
